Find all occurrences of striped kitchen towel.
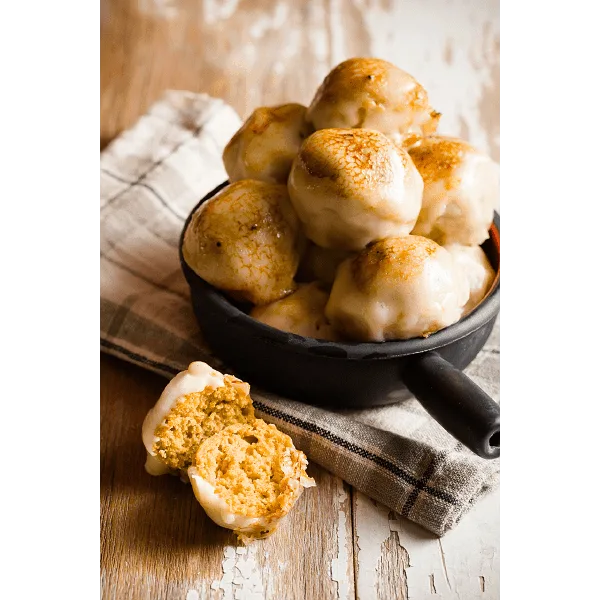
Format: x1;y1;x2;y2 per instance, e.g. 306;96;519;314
100;90;499;536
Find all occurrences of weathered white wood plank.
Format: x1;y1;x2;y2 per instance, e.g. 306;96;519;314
353;490;499;600
393;490;499;600
353;492;408;600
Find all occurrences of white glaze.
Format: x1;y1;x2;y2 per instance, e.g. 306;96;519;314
223;103;309;184
410;136;499;246
141;361;225;475
144;452;173;477
182;180;303;306
325;236;469;341
445;244;495;315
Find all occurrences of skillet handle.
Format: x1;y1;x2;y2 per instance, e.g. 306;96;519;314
403;351;500;459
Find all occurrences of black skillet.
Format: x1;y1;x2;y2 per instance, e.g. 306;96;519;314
179;182;500;459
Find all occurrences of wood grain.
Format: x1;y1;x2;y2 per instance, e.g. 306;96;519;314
101;0;499;598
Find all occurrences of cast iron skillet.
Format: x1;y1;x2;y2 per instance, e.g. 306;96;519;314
180;182;500;459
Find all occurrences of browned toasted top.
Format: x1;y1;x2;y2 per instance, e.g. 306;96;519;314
311;57;429;112
408;136;473;184
327;57;394;87
224;103;309;151
298;128;402;187
351;235;439;292
187;181;291;245
247;103;306;133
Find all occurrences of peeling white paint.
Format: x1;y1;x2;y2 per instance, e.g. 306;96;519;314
438;539;453;590
330;479;351;600
393;489;499;600
223;558;236;572
355;489;499;599
354;493;394;599
388;519;402;533
215;544;266;600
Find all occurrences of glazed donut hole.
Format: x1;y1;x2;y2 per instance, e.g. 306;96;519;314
325;236;470;341
223;103;312;184
182;180;303;305
250;282;341;341
444;244;496;316
288;128;424;251
306;57;440;143
408;136;499;246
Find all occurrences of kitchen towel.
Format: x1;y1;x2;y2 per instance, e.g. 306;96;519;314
100;90;500;536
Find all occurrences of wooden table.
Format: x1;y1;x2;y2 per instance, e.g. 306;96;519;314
101;1;499;598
